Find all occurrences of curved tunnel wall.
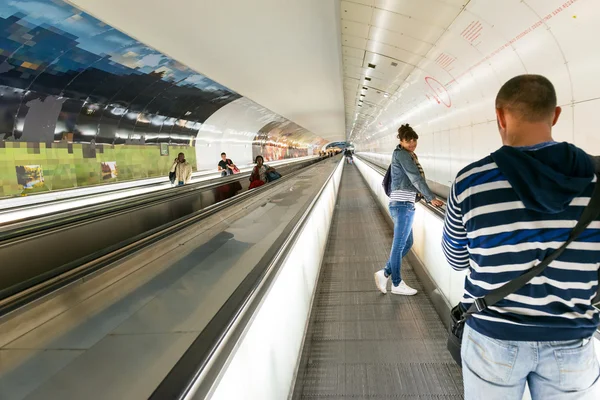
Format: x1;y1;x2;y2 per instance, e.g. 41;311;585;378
194;97;327;171
0;0;325;198
351;0;598;196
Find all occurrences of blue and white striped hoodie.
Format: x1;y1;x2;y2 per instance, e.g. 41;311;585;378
442;141;600;341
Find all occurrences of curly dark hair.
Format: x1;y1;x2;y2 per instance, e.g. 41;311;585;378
397;124;419;141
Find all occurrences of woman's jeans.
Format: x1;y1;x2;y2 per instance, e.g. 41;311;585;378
462;324;600;399
383;201;415;286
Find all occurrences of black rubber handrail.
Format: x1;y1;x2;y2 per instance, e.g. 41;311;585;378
149;156;344;400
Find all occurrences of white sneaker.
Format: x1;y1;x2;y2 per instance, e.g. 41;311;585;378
374;269;389;294
391;281;418;296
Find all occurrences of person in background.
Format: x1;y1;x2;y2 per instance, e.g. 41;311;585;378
344;148;353;164
218;152;237;177
442;75;600;399
170;152;192;186
374;124;443;295
249;155;277;189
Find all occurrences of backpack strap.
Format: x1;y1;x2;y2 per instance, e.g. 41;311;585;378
591;156;600;305
465;155;600;317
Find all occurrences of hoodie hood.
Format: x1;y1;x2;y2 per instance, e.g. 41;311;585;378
490;142;594;213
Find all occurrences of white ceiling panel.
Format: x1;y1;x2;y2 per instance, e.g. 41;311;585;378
341;20;371;38
368;27;434;56
340;0;469;139
344;56;365;68
363;53;412;77
344;64;367;75
371;9;445;43
342;34;368;49
343;46;366;59
439;0;469;5
341;1;374;24
347;0;376;6
374;0;463;27
366;41;423;66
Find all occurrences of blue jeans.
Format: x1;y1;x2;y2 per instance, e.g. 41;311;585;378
383;201;415;286
462;324;600;399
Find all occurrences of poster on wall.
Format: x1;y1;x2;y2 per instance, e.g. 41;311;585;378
160;143;169;156
15;165;44;189
101;162;118;180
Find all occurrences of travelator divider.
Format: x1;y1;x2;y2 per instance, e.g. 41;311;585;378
0;157;322;315
150;157;345;400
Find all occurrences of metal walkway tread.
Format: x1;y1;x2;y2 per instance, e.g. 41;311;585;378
293;164;463;399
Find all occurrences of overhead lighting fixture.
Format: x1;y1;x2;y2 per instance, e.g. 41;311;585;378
384;93;390;98
368;63;376;69
364;77;371;81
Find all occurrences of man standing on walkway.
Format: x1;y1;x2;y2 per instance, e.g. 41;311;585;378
170;152;193;186
442;75;600;399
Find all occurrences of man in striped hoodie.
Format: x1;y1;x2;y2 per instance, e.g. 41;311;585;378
442;75;600;399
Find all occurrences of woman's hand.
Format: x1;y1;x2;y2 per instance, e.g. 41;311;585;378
430;199;444;207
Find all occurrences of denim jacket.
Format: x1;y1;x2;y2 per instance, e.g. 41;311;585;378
391;145;435;202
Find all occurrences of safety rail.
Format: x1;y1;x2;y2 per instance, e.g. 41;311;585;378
0;155;321;213
149;157;345;399
0;156;324;314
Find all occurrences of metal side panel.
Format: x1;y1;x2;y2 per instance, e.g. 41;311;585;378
293;165;463;399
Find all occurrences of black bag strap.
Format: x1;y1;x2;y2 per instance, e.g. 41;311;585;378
465;161;600;317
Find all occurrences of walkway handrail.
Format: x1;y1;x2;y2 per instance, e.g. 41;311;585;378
149;157;344;400
355;154;447;220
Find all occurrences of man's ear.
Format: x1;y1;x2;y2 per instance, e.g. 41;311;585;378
552;106;562;126
496;108;507;131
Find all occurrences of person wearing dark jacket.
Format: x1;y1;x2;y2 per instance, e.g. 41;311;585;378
218;152;237;177
442;75;600;399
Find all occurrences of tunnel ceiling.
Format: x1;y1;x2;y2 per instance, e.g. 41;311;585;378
0;1;242;144
340;0;468;139
68;0;347;143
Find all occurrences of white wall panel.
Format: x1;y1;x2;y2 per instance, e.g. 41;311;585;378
549;1;600;101
352;0;600;189
195;98;261;171
195;98;324;171
574;99;600;155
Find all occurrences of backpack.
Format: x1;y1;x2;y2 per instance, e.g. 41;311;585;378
382;165;392;197
169;164;177;184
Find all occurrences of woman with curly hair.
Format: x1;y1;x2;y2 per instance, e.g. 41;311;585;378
374;124;443;295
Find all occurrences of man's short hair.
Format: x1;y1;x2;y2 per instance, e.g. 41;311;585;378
495;74;557;122
221;152;226;156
